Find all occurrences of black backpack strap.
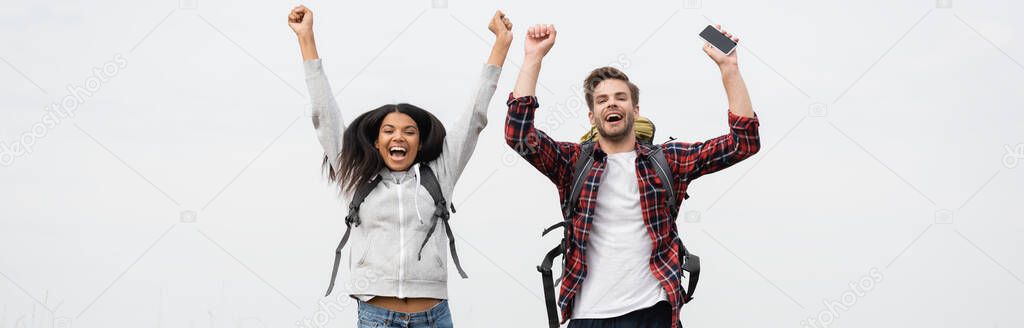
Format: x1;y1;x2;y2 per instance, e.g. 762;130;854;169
537;243;564;328
562;142;596;219
648;146;678;219
680;243;700;303
325;175;382;296
415;165;469;279
542;221;565;236
536;142;596;327
649;145;700;303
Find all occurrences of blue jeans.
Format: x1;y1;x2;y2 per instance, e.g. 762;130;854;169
357;300;453;328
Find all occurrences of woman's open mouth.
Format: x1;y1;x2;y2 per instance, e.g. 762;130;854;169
388;146;408;161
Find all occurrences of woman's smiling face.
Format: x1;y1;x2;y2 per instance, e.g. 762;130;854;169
375;112;421;171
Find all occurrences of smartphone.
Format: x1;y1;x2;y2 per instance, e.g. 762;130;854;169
699;25;737;55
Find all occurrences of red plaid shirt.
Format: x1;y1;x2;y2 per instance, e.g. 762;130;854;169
504;94;760;327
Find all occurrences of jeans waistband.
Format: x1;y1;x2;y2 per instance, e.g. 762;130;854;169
357;300;449;324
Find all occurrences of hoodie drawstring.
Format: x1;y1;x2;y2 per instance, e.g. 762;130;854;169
412;163;425;225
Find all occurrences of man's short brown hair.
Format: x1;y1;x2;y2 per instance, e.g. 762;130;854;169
584;66;640;111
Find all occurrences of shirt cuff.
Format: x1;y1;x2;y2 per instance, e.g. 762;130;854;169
506;92;539;107
481;64;501;83
727;110;759;131
303;58;323;77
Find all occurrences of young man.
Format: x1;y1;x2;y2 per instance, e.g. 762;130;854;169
505;24;761;327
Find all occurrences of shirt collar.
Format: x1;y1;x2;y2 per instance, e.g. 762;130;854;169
590;139;652;159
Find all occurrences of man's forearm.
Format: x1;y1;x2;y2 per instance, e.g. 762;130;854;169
487;36;513;67
513;55;543;98
720;64;754;118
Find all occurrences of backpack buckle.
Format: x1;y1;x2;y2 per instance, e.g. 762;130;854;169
344;213;360;227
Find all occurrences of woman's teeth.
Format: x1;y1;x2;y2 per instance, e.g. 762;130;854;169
389;146;407;157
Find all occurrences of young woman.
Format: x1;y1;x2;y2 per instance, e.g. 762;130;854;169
287;5;512;328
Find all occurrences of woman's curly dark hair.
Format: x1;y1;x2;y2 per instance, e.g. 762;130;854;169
324;103;446;193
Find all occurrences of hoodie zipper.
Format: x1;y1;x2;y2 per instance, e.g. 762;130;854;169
395;176;406;299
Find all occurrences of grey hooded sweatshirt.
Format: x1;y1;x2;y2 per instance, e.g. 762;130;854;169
304;59;500;300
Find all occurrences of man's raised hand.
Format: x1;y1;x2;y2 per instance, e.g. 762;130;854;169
524;24;556;59
513;24;555;97
703;24;739;67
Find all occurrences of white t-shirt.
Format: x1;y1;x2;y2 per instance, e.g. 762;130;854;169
572;151;667;319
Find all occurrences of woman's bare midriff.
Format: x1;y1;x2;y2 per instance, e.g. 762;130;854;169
368;296;440;313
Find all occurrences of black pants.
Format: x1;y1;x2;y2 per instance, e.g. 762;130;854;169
567;301;675;328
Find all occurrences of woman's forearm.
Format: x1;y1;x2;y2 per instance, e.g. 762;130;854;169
288;5;317;60
485;10;513;67
487;35;512;67
297;33;319;61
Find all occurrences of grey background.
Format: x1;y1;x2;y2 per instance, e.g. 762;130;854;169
2;0;1022;327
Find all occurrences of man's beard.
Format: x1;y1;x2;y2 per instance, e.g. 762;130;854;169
595;114;635;142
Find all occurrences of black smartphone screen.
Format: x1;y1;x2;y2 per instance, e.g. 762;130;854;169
699;25;736;54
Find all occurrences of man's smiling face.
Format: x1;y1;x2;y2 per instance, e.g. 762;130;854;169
589;78;639;142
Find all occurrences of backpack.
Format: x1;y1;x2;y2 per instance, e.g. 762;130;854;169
325;164;467;296
537;141;701;327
